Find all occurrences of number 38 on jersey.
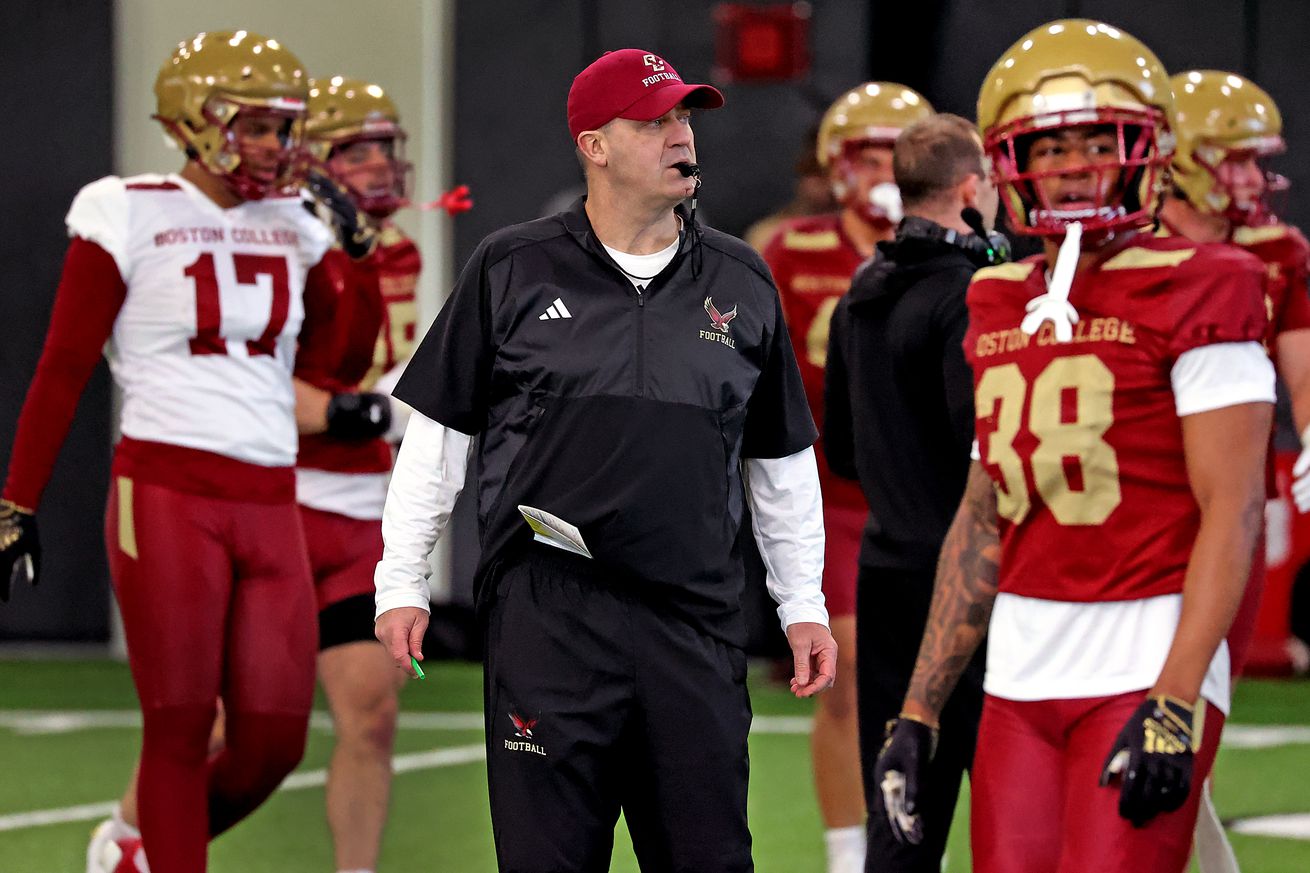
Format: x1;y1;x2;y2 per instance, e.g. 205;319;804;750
976;353;1123;526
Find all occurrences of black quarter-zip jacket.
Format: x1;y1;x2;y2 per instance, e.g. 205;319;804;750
395;198;816;644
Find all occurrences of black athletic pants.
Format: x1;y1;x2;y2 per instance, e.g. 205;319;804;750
858;566;986;873
482;545;754;873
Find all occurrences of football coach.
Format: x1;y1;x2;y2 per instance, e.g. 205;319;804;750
824;113;1001;872
373;48;837;872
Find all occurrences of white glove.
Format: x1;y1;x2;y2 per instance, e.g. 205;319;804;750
1292;441;1310;513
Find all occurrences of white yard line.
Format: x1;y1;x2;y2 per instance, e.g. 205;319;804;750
1;716;1308;840
0;801;118;832
1229;813;1310;840
0;711;486;735
1216;725;1310;749
0;744;486;833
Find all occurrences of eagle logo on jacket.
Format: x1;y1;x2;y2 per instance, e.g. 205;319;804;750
704;297;738;333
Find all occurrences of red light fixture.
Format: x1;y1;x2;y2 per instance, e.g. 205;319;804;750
714;3;811;83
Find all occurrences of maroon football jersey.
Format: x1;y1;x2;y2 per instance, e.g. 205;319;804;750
298;224;421;475
965;234;1267;603
1232;223;1310;338
360;225;423;388
763;214;868;509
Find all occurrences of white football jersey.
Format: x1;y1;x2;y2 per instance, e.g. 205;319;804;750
67;173;333;467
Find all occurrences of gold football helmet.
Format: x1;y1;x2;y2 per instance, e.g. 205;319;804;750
816;82;934;168
1170;70;1286;225
306;77;412;218
978;20;1175;236
154;30;309;200
816;83;933;225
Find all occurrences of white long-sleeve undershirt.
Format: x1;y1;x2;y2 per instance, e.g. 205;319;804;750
743;449;829;630
373;411;473;618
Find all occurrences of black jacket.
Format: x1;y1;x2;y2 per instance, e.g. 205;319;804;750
396;198;816;643
824;231;978;573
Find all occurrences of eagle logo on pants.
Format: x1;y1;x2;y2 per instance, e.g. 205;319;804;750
509;711;538;739
704;297;738;333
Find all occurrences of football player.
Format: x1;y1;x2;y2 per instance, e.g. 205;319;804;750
1161;67;1310;873
292;75;425;873
1162;70;1310;675
0;31;353;873
762;82;932;873
873;21;1273;873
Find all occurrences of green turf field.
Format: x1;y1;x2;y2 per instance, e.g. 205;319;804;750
0;658;1305;872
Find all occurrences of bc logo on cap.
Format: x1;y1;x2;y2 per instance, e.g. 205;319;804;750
643;54;665;72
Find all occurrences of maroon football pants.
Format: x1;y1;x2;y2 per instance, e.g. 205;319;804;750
299;504;383;612
970;691;1224;873
106;475;317;873
821;503;863;618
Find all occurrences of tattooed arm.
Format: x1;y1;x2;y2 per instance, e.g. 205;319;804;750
1151;401;1271;702
901;460;1001;727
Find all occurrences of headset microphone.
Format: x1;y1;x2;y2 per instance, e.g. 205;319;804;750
897;210;1011;267
960;207;1011;265
674;162;700;179
960;207;986;236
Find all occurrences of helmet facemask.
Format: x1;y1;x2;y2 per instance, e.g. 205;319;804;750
159;95;309;201
989;107;1172;239
830;137;901;229
322;129;414;219
1192;140;1288;227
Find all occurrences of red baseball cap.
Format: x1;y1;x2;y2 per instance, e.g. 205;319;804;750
567;49;725;141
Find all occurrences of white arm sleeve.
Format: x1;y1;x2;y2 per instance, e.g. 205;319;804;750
1171;341;1276;417
374;410;474;618
743;447;829;631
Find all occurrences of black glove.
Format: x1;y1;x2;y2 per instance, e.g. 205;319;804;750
0;499;40;602
873;715;938;845
1099;694;1196;827
326;392;392;441
303;171;378;260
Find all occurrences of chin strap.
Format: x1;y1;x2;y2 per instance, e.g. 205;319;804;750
1020;220;1083;342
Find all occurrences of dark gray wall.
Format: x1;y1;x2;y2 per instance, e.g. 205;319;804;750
0;1;115;641
452;0;872;265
